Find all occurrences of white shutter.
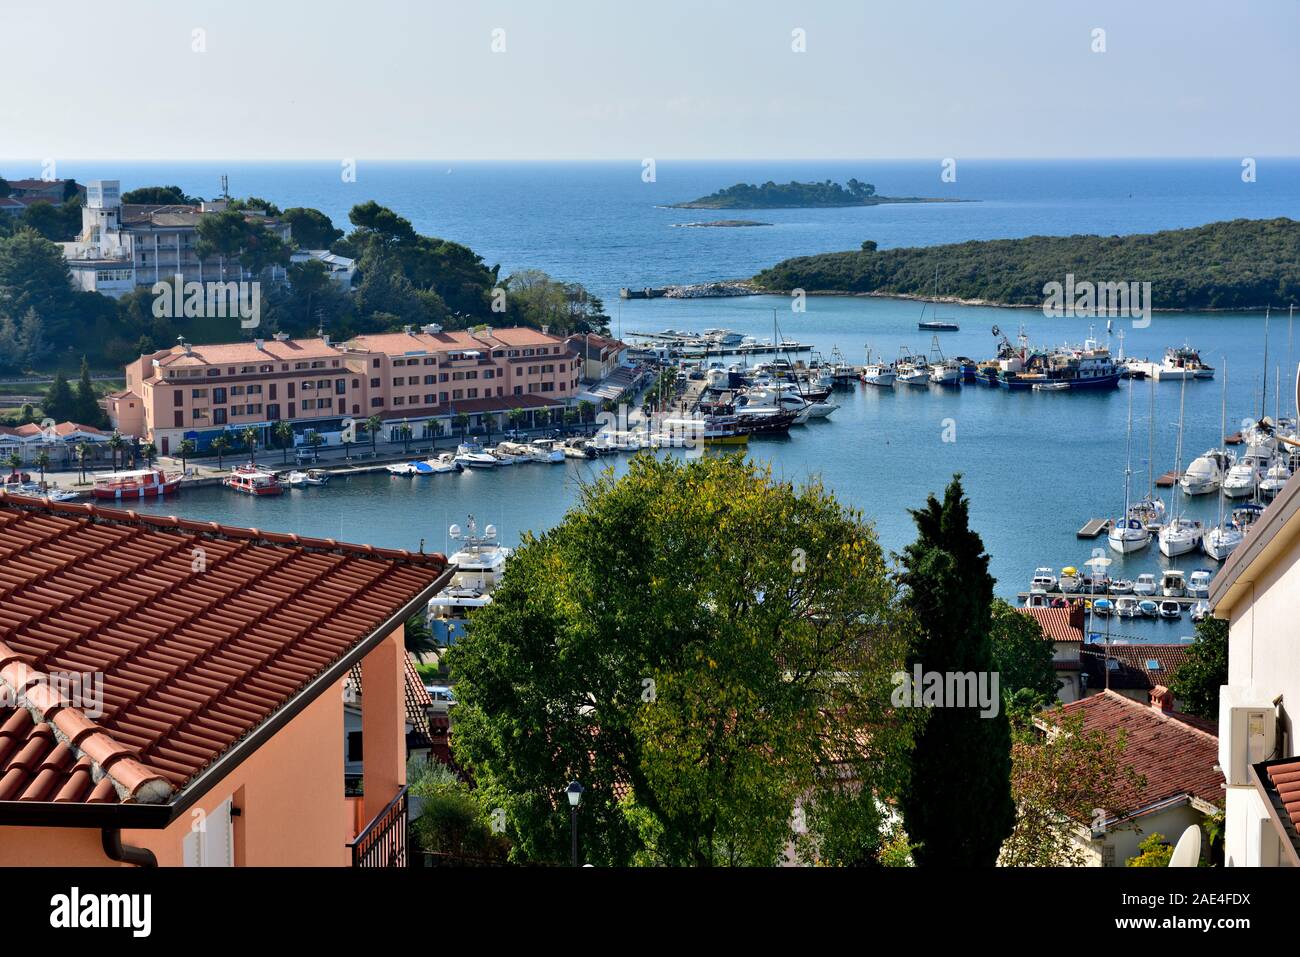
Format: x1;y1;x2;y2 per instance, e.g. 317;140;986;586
182;798;235;867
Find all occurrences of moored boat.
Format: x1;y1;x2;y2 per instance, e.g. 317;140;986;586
92;467;182;500
224;465;283;496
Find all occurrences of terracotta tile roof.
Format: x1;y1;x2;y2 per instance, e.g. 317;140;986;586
348;327;565;356
1259;759;1300;857
1017;605;1085;643
0;493;447;812
345;656;435;750
11;422;105;439
1080;643;1193;692
1047;690;1222;819
154;338;343;367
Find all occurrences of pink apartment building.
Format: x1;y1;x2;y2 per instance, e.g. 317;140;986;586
108;325;582;456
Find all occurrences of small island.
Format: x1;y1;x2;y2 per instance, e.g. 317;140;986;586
671;219;773;228
667;178;962;210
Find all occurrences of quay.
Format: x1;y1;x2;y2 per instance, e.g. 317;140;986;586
1076;518;1112;538
1017;591;1202;608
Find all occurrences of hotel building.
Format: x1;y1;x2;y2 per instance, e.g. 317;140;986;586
109;325;582;455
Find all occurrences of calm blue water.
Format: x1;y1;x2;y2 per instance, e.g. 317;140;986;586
58;158;1297;642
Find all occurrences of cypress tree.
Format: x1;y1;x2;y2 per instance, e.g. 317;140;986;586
73;356;105;426
43;369;74;422
898;475;1015;866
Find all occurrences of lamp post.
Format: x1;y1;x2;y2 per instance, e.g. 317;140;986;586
566;781;584;867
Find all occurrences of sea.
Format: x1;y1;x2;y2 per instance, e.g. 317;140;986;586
41;158;1300;642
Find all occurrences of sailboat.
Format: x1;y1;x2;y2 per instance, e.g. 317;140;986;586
1158;375;1204;557
1130;375;1166;528
917;267;960;331
1109;380;1152;554
1204;359;1246;561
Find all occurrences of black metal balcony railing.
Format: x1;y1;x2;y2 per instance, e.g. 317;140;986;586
349;785;408;867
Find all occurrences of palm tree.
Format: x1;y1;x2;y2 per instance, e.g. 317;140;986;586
209;435;230;470
106;431;126;472
273;421;294;464
507;407;526;435
6;451;21;477
454;412;470;440
483;413;497;444
34;449;50;487
140;442;156;467
431;419;445;446
398;419;412;454
365;414;383;454
564;407;579;430
177;438;197;474
241;427;259;465
534;407;550;431
305;430;325;463
74;442;90;484
404;612;438;662
578;399;594;425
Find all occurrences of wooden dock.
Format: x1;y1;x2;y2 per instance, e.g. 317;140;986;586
1155;470;1184;487
1077;518;1112;538
1017;591;1202;608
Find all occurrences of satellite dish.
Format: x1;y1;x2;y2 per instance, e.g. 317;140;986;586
484;524;497;540
1168;824;1202;867
448;524;461;540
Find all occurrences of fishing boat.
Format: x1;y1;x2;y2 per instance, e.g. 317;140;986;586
927;337;963;385
223;465;283;496
1158;599;1183;619
860;348;896;387
455;442;499;468
1160;569;1187;597
91;467;182;500
1030;567;1058;591
894;347;930;386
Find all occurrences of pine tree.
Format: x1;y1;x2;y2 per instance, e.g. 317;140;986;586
74;356;105;427
43;369;75;422
898;475;1016;866
17;307;46;366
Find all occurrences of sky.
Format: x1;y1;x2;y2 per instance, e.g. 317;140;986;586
1;0;1296;161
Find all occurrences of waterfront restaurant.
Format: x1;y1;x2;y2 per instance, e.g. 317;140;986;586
110;325;582;456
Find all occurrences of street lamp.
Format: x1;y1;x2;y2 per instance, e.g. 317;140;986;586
566;781;584;867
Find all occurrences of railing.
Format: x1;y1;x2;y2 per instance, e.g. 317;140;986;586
348;785;408;867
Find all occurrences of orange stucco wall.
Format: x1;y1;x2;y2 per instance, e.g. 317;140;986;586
0;627;406;867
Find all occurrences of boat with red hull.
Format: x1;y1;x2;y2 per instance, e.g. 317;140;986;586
92;467;183;500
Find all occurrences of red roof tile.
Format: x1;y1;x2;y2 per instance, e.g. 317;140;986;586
345;656;435;750
1080;643;1194;692
1047;690;1222;818
0;493;447;811
1263;759;1300;843
1017;605;1084;643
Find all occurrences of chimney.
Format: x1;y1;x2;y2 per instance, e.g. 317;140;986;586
273;331;290;341
1149;685;1175;713
254;338;265;351
541;325;550;337
1067;601;1085;636
323;334;331;348
403;325;413;335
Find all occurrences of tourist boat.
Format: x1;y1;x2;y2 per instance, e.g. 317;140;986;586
455;442;499;468
1030;567;1058;591
1187;569;1213;599
1191;600;1211;623
427;516;513;646
91;467;183;500
1153;345;1214;380
1158;599;1183;619
860;348;897;387
223;465;283;496
1114;597;1140;618
528;439;567;463
1160;569;1187;597
1180;449;1233;495
1132;573;1158;597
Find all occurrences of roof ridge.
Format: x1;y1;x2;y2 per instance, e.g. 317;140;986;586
0;641;172;804
0;492;445;566
1094;689;1221;743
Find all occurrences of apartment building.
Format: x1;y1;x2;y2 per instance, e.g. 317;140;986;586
61;180;291;298
110;325;581;455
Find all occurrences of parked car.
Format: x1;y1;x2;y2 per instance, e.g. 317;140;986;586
424;685;457;714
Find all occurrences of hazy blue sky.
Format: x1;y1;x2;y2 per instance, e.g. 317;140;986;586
2;0;1296;161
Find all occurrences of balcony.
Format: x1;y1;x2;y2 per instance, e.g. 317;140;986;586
348;785;409;867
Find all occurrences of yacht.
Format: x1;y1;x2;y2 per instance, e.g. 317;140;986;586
455;442;499;468
527;438;567;463
428;453;463;473
1179;449;1232;495
427;517;513;646
1187;569;1213;599
1259;458;1292;500
1160;569;1187;597
1132;573;1158;597
860;353;896;387
1222;444;1270;498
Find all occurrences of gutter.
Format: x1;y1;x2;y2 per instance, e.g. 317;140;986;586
0;564;455;830
102;828;157;867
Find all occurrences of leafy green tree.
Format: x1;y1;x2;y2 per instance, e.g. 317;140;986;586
1127;833;1175;867
42;370;75;421
283;207;344;249
990;598;1059;707
898;476;1015;867
121;185;199;205
449;455;916;866
1170;616;1229;720
195;210;250;281
407;759;509;862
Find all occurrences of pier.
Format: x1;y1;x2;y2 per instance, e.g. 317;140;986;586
1017;591;1203;608
1076;518;1112;538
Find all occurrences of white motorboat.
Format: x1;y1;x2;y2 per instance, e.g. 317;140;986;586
1222;444;1270;498
1032;381;1070;392
1132;573;1158;597
1180;449;1232;495
1259;458;1292;499
386;462;416;476
1030;567;1058;591
1158;599;1183;619
1138;599;1159;617
1091;598;1114;616
1191;599;1211;622
1109;579;1134;595
1159;516;1204;557
486;445;521;465
427;516;513;645
428;453;463;473
455;442;499;468
304;468;329;485
861;348;896;387
1114;597;1140;618
527;439;567;463
1058;566;1080;592
1160;569;1187;597
286;470;310;486
1187;569;1213;599
1153;345;1214;380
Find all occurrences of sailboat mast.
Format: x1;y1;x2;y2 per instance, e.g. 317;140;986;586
1123;379;1135;517
1217;358;1227;530
1172;373;1187;520
1261;306;1271;420
1147;374;1157;499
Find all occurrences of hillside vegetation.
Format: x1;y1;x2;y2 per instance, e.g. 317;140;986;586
752;218;1300;310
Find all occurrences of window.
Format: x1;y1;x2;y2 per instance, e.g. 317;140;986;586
424;375;436;385
424;394;436;404
190;389;206;399
213;387;226;403
370;397;383;407
347;732;363;762
393;396;405;406
213;409;227;425
467;388;478;399
174;391;184;407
